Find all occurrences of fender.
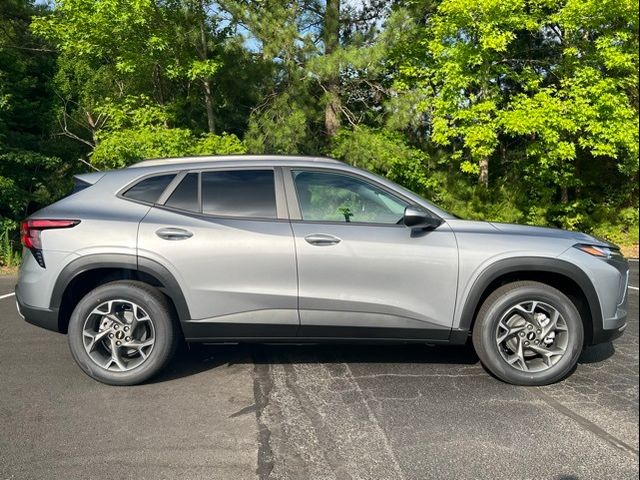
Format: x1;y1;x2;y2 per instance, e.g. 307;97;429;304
457;256;602;341
50;253;191;322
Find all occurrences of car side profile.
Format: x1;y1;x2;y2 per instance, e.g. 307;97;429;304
15;155;629;386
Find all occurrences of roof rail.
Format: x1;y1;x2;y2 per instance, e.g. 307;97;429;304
129;154;341;168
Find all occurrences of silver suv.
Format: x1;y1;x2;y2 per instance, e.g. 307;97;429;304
15;155;629;386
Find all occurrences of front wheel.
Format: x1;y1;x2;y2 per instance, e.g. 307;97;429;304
68;281;178;386
472;281;584;386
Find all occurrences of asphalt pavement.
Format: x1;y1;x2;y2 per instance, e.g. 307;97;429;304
0;263;638;480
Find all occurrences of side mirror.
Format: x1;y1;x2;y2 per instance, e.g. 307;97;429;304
403;206;442;230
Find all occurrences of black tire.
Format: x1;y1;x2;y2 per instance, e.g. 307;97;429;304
472;281;584;386
68;281;178;386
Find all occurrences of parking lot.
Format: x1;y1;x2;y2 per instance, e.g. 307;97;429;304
1;262;638;480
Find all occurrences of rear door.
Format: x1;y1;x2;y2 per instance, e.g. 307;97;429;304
137;167;299;339
284;168;458;340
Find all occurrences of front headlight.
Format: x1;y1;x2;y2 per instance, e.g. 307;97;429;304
574;244;623;260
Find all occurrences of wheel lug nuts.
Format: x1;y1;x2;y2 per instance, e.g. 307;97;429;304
125;337;131;341
116;341;121;346
520;332;525;337
527;325;533;330
524;341;530;346
109;334;114;338
124;326;129;332
114;325;119;330
537;329;541;334
534;340;539;345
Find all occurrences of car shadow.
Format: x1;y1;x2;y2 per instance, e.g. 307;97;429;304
578;341;615;364
150;342;480;384
150;340;617;384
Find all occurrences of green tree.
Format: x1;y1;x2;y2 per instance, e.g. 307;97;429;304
230;0;395;153
392;0;638;199
499;0;639;203
1;0;73;222
32;0;263;166
90;96;245;168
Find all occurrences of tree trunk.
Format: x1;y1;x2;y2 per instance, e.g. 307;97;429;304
202;79;216;133
323;0;341;137
479;158;489;188
560;186;569;204
325;87;341;137
197;0;215;133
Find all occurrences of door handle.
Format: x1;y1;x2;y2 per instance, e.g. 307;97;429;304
304;233;341;246
156;227;193;241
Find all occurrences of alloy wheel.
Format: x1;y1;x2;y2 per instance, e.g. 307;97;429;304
495;300;569;373
82;299;155;372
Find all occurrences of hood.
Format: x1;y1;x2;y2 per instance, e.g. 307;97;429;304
489;222;615;247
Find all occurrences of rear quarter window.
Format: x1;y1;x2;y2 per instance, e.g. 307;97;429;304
72;178;91;195
123;174;176;203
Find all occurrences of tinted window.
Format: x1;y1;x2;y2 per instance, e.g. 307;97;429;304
292;170;407;224
72;178;91;195
165;173;199;211
202;170;276;218
123;174;175;203
61;178;91;201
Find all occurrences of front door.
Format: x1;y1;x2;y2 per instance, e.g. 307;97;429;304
286;168;458;340
137;168;298;339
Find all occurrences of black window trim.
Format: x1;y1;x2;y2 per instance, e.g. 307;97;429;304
117;171;181;207
282;166;440;227
156;166;287;221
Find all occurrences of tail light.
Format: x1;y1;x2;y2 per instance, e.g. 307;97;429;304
20;219;80;268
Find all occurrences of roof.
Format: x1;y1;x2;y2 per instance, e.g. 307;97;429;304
129;154;342;169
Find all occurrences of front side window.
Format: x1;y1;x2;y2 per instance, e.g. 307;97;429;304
202;170;276;218
292;170;408;224
123;174;176;203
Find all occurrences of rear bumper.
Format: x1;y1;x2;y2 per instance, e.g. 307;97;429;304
15;285;60;333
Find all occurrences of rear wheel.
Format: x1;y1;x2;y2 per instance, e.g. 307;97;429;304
472;281;584;386
68;281;178;385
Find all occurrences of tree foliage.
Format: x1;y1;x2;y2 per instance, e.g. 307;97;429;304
393;0;638;189
1;0;75;223
389;0;638;235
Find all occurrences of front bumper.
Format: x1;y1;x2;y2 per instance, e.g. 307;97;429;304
15;285;60;333
559;247;629;346
592;312;627;344
590;256;629;345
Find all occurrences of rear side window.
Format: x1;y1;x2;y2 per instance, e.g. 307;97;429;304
165;173;199;212
123;174;175;203
201;170;276;218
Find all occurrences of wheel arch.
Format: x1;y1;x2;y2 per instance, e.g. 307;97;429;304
458;257;602;346
51;254;190;333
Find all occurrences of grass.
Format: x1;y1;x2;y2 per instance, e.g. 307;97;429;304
0;226;21;274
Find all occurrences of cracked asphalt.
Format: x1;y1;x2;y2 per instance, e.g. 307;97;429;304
0;262;638;479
